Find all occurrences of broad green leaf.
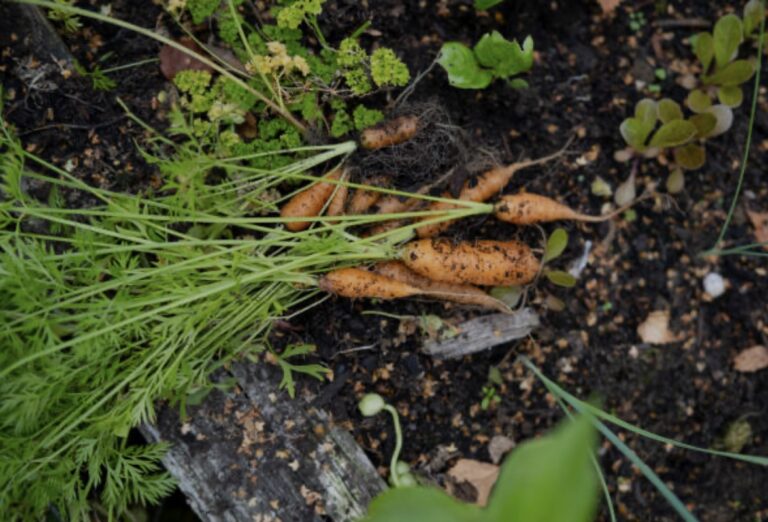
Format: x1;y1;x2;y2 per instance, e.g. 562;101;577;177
619;117;654;150
648;120;697;148
693;32;714;72
673;144;706;170
634;98;658;127
508;78;529;89
704;59;755;86
590;176;612;197
703;104;734;137
364;487;483;522
474;31;534;78
744;0;765;37
437;43;494;89
475;0;505;10
657;99;683;123
544;228;569;262
685;89;712;113
486;414;598;522
666;168;685;194
717;85;743;107
713;14;743;67
689;112;717;138
546;270;577;288
490;285;523;307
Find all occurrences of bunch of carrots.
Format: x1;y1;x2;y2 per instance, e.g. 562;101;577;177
281;115;637;313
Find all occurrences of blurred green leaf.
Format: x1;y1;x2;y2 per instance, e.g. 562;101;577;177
619;117;654;150
485;414;598;522
364;487;483;522
685;89;712;113
713;14;743;67
474;31;534;77
693;32;714;72
704;59;755;86
489;285;523;308
634;98;658;127
475;0;506;11
717;85;744;108
689;112;717;138
649;120;697;148
703;104;734;137
544;228;569;263
743;0;765;37
437;43;494;89
673;143;706;170
658;99;683;123
545;270;577;288
666;168;685;194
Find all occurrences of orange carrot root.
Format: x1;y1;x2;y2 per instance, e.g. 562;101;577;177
360;115;420;150
494;191;644;225
401;239;539;286
372;261;511;313
346;188;382;215
415;139;573;237
319;267;421;299
326;184;349;217
280;169;343;231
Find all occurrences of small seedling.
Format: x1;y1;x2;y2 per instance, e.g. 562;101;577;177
480;366;503;411
629;11;647;32
543;228;577;288
438;31;534;89
273;343;331;399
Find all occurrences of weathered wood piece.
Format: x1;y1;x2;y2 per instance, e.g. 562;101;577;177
3;3;74;65
141;362;385;522
422;307;540;359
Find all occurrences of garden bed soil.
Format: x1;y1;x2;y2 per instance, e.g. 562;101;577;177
2;0;768;521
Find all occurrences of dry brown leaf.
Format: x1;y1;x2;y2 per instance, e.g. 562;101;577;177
488;435;515;465
598;0;622;14
446;459;499;506
637;310;682;345
733;345;768;373
746;210;768;251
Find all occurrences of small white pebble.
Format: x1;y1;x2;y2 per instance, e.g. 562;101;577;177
703;272;726;298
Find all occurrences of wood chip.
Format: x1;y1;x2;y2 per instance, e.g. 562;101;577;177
733;345;768;373
637;310;682;345
746;210;768;251
446;459;499;506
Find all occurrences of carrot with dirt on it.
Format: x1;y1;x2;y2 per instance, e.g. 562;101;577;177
494;190;651;225
415;137;574;238
346;187;382;215
318;267;422;299
401;239;539;287
372;261;511;313
280;168;346;231
360;115;420;150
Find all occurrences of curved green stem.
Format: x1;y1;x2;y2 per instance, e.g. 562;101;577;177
384;404;404;487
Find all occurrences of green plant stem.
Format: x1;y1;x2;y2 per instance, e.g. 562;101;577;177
98;57;159;75
14;0;309;135
708;9;765;252
383;404;404;487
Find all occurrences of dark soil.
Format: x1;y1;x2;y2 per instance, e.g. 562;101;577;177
3;1;767;521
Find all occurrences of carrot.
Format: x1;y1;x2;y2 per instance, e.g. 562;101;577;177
372;261;511;313
415;138;573;238
319;267;421;299
360;115;419;150
326;183;349;217
280;169;343;231
401;239;539;286
346;187;382;215
494;191;646;225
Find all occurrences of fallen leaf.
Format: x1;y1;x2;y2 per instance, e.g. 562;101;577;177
746;210;768;251
597;0;622;14
488;435;515;465
637;310;682;344
159;37;214;80
446;459;499;506
733;345;768;372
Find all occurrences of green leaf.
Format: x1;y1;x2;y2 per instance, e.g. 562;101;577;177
437;42;494;89
508;78;529;89
689;112;717;138
717;85;744;108
703;59;755;86
703;104;734;137
685;89;712;113
657;99;683;123
673;144;706;170
474;31;534;78
489;285;523;308
486;414;598;522
544;228;569;263
648;120;697;148
744;0;765;37
693;32;714;72
364;487;483;522
475;0;505;9
634;98;658;127
619;117;654;151
545;270;577;288
713;14;743;67
666;168;685;194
